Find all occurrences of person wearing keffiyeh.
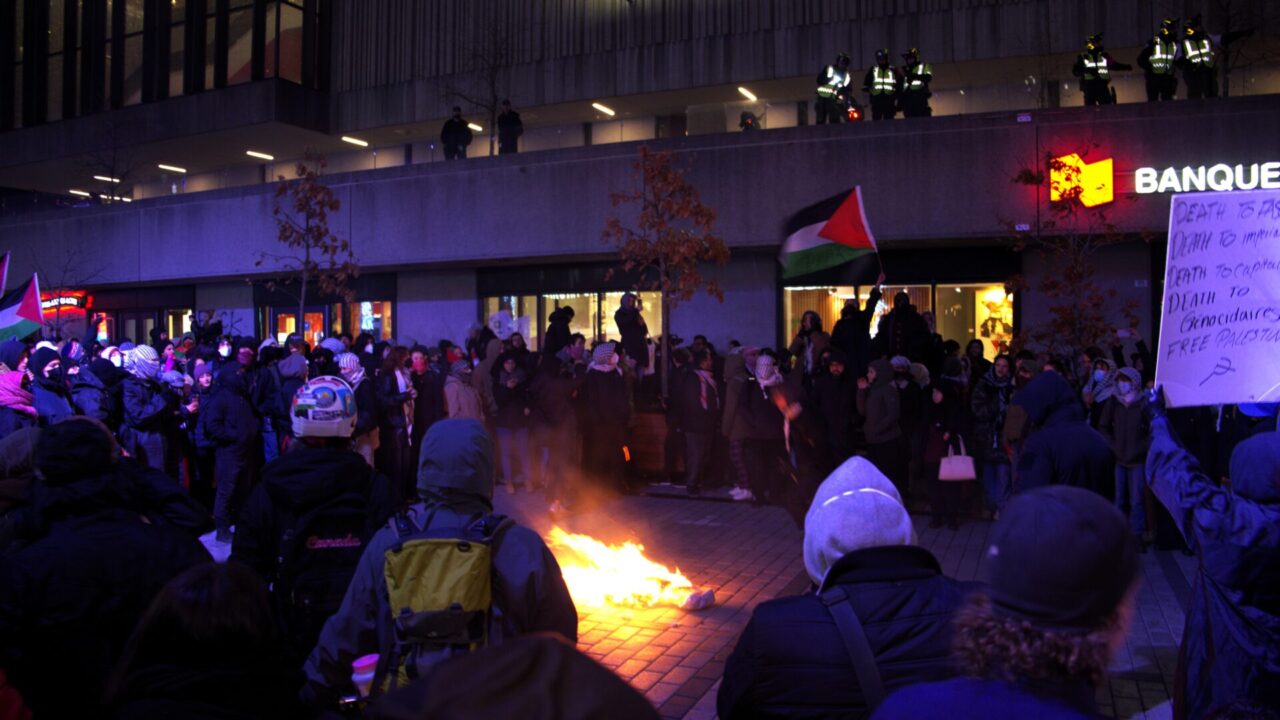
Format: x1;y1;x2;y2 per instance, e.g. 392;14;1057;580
679;348;721;496
119;344;179;475
337;352;379;466
580;342;631;491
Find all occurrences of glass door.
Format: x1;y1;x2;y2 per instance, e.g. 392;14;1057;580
116;311;159;346
272;306;329;347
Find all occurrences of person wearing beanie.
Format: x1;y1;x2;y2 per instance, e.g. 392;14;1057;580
0;418;210;719
1144;394;1280;719
27;347;76;426
580;342;631;492
119;344;179;475
720;457;970;719
1014;371;1115;497
300;419;577;709
873;485;1141;720
1098;367;1151;550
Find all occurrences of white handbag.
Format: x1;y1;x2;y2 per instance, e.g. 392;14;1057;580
939;436;977;482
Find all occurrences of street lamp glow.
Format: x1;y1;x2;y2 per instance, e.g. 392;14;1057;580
245;150;275;161
737;86;757;102
69;189;91;197
591;102;616;116
157;164;187;173
341;136;368;147
467;123;483;132
93;175;121;183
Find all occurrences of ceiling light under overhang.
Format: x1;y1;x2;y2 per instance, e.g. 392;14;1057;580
467;123;483;132
245;150;275;161
93;175;121;183
157;164;187;173
738;87;758;102
69;189;91;197
341;136;369;147
591;102;616;116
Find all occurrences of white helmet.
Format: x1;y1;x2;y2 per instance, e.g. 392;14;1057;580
291;376;357;438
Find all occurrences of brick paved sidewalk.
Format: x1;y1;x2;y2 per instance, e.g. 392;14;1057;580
495;491;1194;720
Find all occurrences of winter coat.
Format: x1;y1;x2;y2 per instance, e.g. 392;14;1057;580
300;421;578;708
969;369;1013;464
529;367;583;432
31;376;75;426
494;372;532;429
810;372;855;458
410;369;446;442
857;360;902;444
874;677;1100;720
736;378;785;442
120;376;178;472
473;339;503;419
614;306;649;370
543;308;574;357
351;377;379;438
830;288;882;377
1098;395;1149;467
1015;372;1114;496
677;369;721;436
439;117;473;149
721;353;752;442
231;446;399;584
71;365;118;429
874;307;929;362
719;546;971;720
0;499;209;718
0;407;35;442
444;375;485;422
204;370;261;449
922;391;961;465
376;372;414;431
1145;420;1280;720
579;369;631;433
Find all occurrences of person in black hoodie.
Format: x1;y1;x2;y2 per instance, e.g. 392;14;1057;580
273;353;308;448
231;375;398;659
923;382;964;529
375;346;416;499
543;306;575;357
678;348;721;497
531;353;586;513
1015;371;1114;498
614;293;650;372
77;357;126;431
810;349;856;471
28;348;75;426
409;345;446;475
830;287;883;379
579;343;631;492
121;345;180;475
106;562;307;720
0;419;210;719
204;365;261;543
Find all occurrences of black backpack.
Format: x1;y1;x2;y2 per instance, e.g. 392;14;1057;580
274;487;375;656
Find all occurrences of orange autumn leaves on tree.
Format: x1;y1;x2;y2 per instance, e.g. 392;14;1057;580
257;153;360;323
603;146;729;397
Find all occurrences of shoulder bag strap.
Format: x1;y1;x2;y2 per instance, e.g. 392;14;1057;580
820;586;887;710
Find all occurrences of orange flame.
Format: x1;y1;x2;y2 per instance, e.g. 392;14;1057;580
547;526;693;608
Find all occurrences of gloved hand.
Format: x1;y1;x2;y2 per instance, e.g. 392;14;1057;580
1144;386;1168;423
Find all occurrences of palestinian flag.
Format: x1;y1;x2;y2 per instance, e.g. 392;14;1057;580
0;274;43;341
780;187;879;280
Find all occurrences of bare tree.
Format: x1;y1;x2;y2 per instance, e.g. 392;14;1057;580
445;20;515;157
253;153;359;338
33;238;104;340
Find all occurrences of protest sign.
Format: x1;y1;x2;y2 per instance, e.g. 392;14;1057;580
1156;189;1280;407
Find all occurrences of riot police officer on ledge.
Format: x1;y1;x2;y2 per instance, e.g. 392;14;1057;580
815;52;853;124
863;48;902;121
1138;18;1180;101
1180;16;1218;99
1072;33;1131;106
899;48;933;117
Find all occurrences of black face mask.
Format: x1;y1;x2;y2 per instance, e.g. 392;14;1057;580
43;366;64;383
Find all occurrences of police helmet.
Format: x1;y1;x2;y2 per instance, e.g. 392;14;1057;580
1086;33;1103;50
1185;15;1202;35
291;376;357;438
902;47;919;61
1160;17;1179;37
875;48;890;63
835;52;851;67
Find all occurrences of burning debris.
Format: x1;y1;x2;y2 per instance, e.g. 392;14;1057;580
546;526;714;610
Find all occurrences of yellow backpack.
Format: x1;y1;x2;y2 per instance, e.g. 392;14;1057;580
376;509;514;692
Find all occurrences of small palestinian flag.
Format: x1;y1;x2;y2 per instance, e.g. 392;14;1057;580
780;187;879;280
0;274;43;342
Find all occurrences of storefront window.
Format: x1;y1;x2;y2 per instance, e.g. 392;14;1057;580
347;300;394;341
274;310;325;347
166;309;192;340
483;295;539;348
600;291;663;345
782;286;855;341
541;293;598;344
868;285;932;340
936;284;1014;359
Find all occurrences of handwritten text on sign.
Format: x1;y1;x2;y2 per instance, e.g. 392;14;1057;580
1157;190;1280;408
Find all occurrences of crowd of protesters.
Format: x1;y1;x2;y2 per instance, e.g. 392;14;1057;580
0;287;1275;719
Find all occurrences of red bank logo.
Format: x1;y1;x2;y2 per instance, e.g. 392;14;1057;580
1050;153;1114;207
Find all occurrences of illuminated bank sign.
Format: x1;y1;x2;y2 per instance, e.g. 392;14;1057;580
40;294;86;312
1135;162;1280;194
